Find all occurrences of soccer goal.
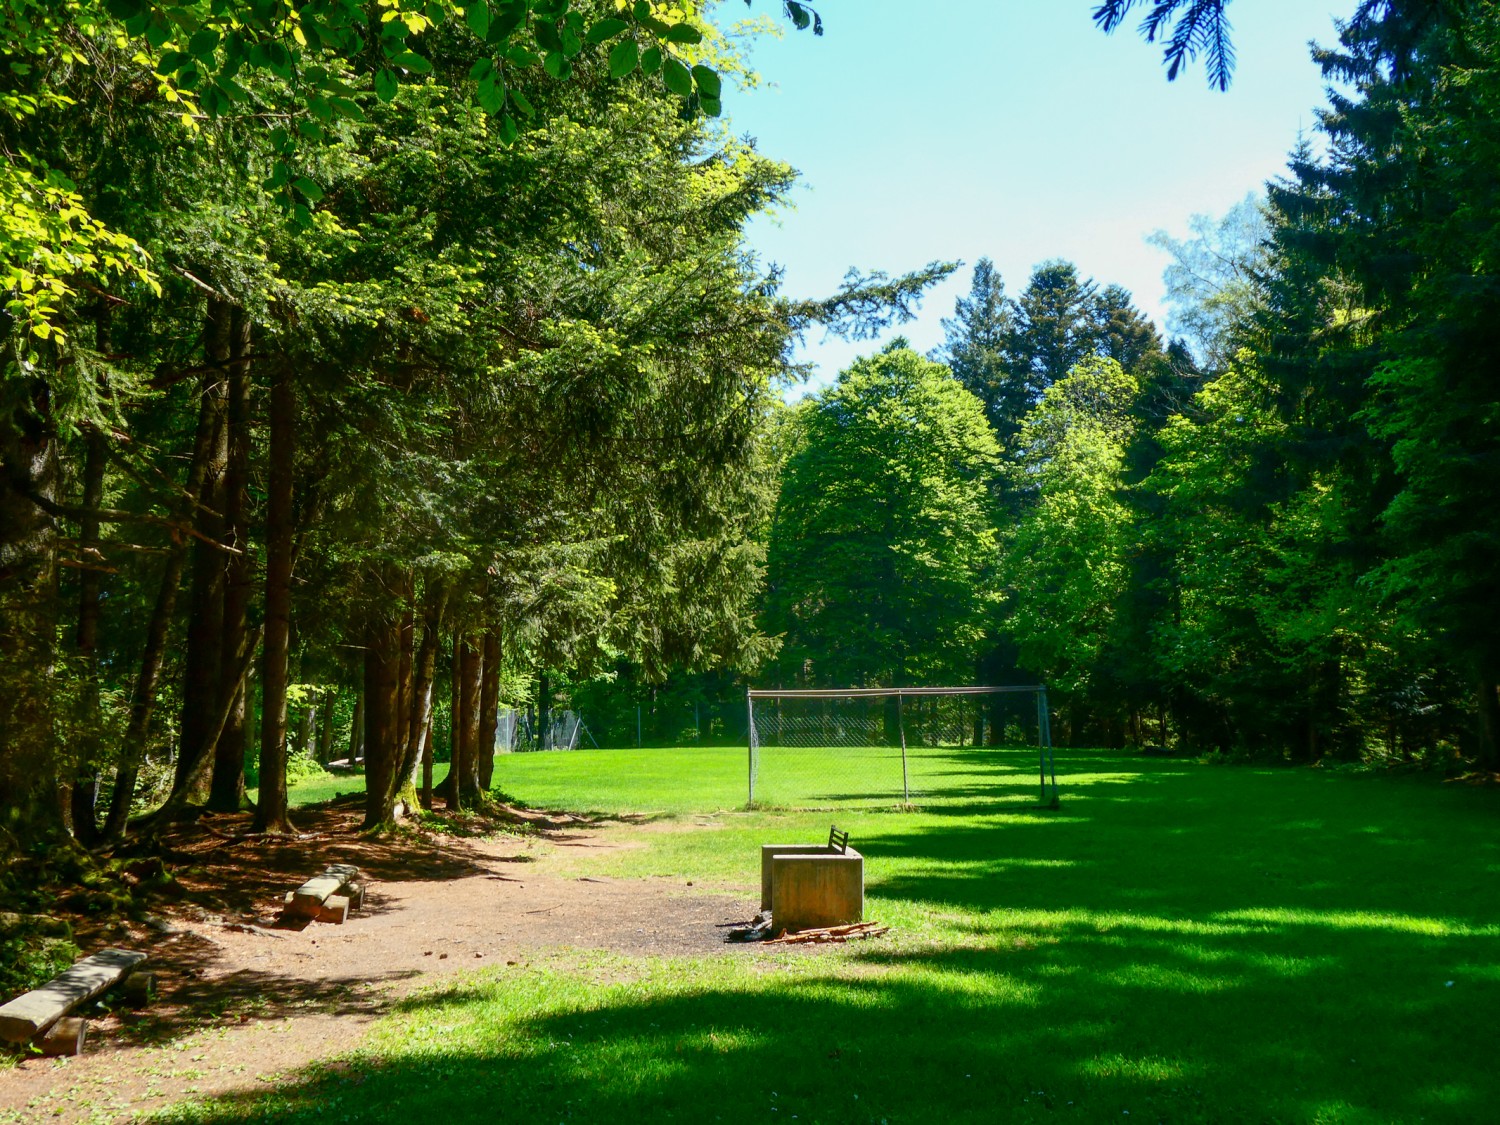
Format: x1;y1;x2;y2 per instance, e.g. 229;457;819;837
745;686;1056;809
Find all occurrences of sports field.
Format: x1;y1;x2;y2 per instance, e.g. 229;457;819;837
178;748;1499;1124
493;741;1054;812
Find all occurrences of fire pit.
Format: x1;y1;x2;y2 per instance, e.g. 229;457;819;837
760;826;864;935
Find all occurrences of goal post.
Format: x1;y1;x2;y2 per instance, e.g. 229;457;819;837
746;686;1057;808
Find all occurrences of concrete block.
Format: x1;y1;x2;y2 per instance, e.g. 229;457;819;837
763;844;853;910
770;849;863;935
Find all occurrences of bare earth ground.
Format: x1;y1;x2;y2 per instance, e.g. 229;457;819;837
0;800;757;1123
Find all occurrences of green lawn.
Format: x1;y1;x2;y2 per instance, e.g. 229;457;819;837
164;749;1500;1124
247;768;365;809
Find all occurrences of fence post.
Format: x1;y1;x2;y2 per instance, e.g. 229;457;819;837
1036;687;1056;804
897;691;910;805
636;704;642;748
746;691;757;805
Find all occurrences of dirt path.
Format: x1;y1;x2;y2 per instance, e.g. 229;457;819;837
0;804;756;1123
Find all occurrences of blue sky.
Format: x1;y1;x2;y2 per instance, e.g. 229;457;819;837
719;0;1355;393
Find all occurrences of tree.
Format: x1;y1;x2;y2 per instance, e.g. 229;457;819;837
1092;0;1242;90
1148;194;1271;373
1004;358;1138;717
763;343;1002;687
935;259;1024;447
0;1;812;340
1009;261;1102;393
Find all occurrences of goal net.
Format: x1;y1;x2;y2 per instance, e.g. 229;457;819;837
496;708;584;752
746;686;1056;809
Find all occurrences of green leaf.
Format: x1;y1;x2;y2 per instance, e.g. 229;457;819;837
664;23;702;45
508;88;535;118
188;28;220;58
632;1;651;20
374;67;398;102
699;95;721;117
543;52;570;80
506;44;540;67
143;14;170;49
691;64;720;98
640;46;662;75
661;57;692;98
498;113;519;145
466;1;489;40
586;18;629;45
477;73;505;113
608;40;639;79
297;119;324;140
265;41;292;77
328;96;365;121
393;50;433;74
469;56;495;80
535;22;564;53
293;177;325;203
156;50;191;73
493;0;527;38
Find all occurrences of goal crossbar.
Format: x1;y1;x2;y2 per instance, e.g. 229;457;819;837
747;686;1046;700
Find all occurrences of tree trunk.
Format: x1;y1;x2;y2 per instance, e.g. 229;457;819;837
175;321;230;801
349;690;365;762
0;371;65;852
101;377;222;841
396;578;415;760
293;702;314;759
453;634;484;809
143;625;260;829
1476;668;1500;773
315;690;336;766
420;720;434;810
208;312;253;812
252;361;295;835
537;670;551;751
435;632;462;804
391;584;447;819
477;631;501;790
69;425;108;845
361;587;402;832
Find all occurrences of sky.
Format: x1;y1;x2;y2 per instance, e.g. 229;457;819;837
717;0;1356;394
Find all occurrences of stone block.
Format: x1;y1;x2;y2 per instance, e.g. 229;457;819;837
770;849;864;935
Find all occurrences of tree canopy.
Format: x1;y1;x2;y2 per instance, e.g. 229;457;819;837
763;344;1001;688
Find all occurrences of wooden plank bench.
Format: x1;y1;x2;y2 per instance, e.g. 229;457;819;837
283;863;364;923
0;947;148;1049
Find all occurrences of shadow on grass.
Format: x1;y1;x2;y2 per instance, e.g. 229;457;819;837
155;901;1499;1124
157;751;1500;1124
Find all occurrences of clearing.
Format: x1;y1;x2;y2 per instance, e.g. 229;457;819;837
2;747;1497;1124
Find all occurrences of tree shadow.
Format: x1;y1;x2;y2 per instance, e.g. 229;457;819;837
157;753;1500;1123
166;903;1499;1123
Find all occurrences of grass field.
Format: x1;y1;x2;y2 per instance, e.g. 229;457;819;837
169;748;1500;1124
248;769;365;809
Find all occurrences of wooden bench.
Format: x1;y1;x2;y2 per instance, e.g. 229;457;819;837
283;863;364;924
0;947;148;1055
